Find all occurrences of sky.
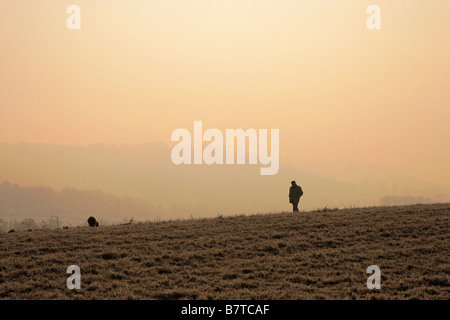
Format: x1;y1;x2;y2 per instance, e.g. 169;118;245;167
1;1;449;195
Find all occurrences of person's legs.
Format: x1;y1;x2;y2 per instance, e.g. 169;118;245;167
293;199;299;212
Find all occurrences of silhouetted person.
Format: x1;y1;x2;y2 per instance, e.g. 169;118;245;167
289;181;303;212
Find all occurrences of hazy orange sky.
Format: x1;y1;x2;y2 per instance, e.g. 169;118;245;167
1;1;449;186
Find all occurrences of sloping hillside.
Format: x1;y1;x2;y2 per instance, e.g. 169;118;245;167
0;181;162;226
0;203;449;299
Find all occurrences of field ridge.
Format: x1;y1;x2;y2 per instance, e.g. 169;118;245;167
0;203;449;299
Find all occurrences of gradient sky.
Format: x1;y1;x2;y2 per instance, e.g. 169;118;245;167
1;1;449;187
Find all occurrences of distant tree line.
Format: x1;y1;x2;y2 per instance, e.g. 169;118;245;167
0;180;163;228
0;216;62;233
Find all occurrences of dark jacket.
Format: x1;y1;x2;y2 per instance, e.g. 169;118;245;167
289;185;303;203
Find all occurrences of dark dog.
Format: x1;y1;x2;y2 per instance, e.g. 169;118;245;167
87;216;99;227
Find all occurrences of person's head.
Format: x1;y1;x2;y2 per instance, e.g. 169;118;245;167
291;180;296;186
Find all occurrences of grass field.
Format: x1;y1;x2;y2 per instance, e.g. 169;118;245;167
0;203;449;300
